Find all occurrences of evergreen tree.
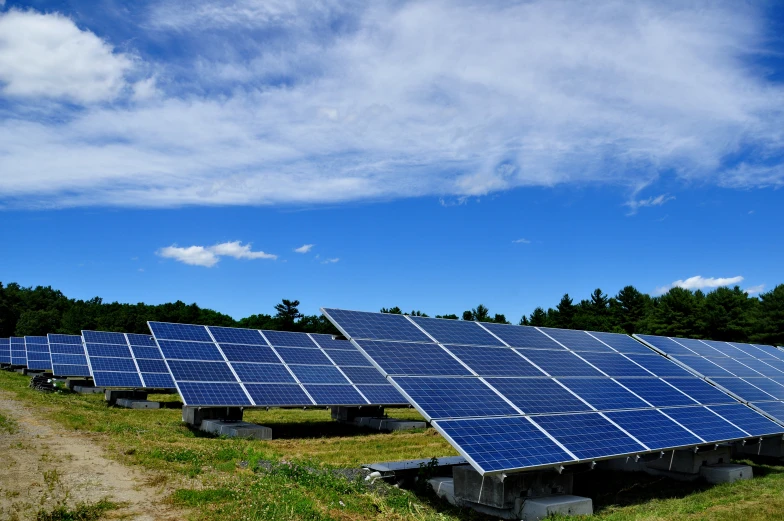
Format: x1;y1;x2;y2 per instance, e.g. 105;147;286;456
555;294;575;329
529;307;548;326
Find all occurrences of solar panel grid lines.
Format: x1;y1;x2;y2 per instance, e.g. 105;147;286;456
82;331;175;390
204;326;257;405
47;334;91;377
0;338;10;364
324;308;784;476
10;337;26;366
24;336;52;371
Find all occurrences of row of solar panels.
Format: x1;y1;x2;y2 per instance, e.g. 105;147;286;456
3;314;784;478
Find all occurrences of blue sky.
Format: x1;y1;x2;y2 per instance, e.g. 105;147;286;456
0;1;782;321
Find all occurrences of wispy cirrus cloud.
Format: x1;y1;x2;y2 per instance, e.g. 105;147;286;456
744;284;765;295
655;275;744;295
294;244;314;253
512;238;531;244
157;241;276;267
1;2;783;209
625;194;676;215
321;258;340;264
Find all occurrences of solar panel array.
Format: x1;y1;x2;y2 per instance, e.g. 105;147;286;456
147;322;407;408
323;309;784;476
48;334;91;377
83;331;176;390
635;335;784;426
25;336;52;371
0;338;10;364
10;337;26;366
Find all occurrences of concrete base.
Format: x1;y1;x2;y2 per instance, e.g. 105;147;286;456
182;406;243;427
105;389;148;405
73;385;105;394
601;446;733;481
116;398;160;409
735;436;784;459
331;405;385;422
14;369;26;374
66;379;93;390
200;419;272;439
521;495;593;521
453;465;573;509
429;477;455;503
354;416;427;431
699;464;752;484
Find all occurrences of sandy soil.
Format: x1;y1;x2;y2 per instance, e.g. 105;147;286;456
0;391;186;521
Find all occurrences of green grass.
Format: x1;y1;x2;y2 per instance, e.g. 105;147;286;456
0;410;18;433
36;499;118;521
3;369;784;521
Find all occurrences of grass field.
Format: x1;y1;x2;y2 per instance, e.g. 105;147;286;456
2;370;784;521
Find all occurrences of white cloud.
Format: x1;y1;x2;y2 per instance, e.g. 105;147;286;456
321;258;340;264
157;241;276;267
655;275;745;295
513;238;531;244
745;284;765;295
1;2;783;208
294;244;314;253
0;10;133;103
625;194;676;215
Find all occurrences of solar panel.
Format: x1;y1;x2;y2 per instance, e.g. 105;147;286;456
10;337;26;366
0;338;10;364
635;334;784;427
25;336;52;371
83;331;175;390
147;322;407;408
324;308;784;476
47;334;91;377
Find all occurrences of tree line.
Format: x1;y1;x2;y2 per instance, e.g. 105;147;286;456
1;281;782;345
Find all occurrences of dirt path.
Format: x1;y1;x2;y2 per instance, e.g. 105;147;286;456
0;391;186;521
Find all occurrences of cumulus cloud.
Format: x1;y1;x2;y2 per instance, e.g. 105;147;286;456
294;244;314;253
0;10;132;103
655;275;744;295
1;2;783;208
157;241;276;267
744;284;765;295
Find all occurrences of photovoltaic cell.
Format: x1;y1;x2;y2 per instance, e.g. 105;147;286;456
83;331;174;389
743;379;784;400
48;334;90;376
711;378;777;402
0;338;10;364
25;336;52;370
10;337;26;366
148;322;407;407
707;404;784;437
324;308;784;476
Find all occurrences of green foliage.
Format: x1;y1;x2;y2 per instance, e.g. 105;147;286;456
0;411;18;433
36;499;117;521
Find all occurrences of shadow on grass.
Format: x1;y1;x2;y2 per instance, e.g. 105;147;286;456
183;419;396;440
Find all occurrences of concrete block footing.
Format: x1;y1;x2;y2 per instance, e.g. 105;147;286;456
429;477;455;503
105;389;147;405
200;420;272;440
353;417;427;431
699;464;752;484
66;379;93;390
520;495;593;521
182;406;243;427
73;385;105;394
116;398;160;409
453;465;573;509
735;436;784;459
331;406;385;422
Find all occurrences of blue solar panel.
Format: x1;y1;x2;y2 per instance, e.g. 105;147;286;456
274;347;332;366
86;344;133;358
127;333;157;347
356;384;407;404
675;338;725;358
662;378;738;405
605;409;704;449
517;349;603;377
53;354;89;365
614;378;698;407
244;384;313;406
141;373;175;389
485;378;592;415
752;401;784;420
208;326;266;345
219;344;280;363
262;330;318;347
672;356;733;377
635;335;696;357
708;358;765;377
83;331;126;344
355;340;471;377
53;364;91;377
409;316;504;346
310;333;354;350
49;343;85;355
393;377;519;420
661;406;749;441
322;308;433;342
700;339;750;359
434;416;575;473
0;339;10;364
339;366;388;384
168;360;237;381
48;334;82;344
178;382;251;406
148;322;212;342
25;337;52;370
48;334;91;376
480;322;566;350
130;346;163;360
304;384;367;405
588;332;653;354
556;378;649;411
136;359;168;373
532;413;646;459
711;378;778;402
743;378;784;400
93;372;143;388
708;404;784;437
232;363;294;383
447;346;545;377
157;340;224;361
538;328;614;352
290;365;349;384
323;349;371;367
10;337;26;366
730;342;776;359
575;352;653;377
732;358;784;377
90;357;137;372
